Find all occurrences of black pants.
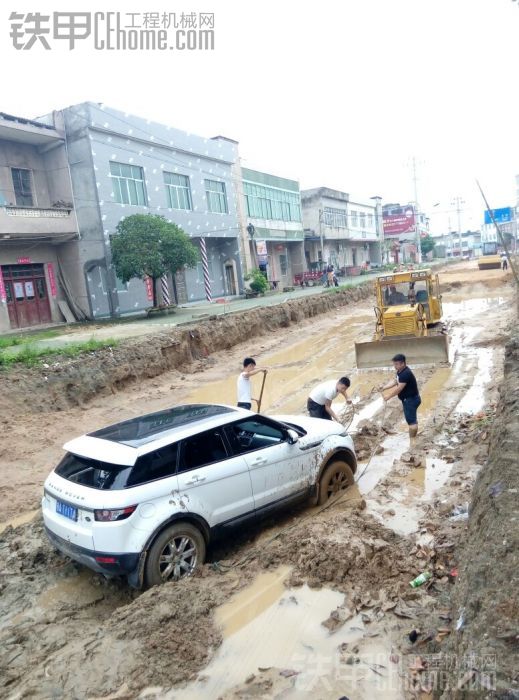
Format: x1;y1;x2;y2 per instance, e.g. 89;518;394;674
237;402;252;410
307;398;331;420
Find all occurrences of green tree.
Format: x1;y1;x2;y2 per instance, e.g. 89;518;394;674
111;214;198;307
420;234;436;257
244;268;269;295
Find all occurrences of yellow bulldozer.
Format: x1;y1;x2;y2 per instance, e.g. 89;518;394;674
355;269;449;368
478;241;501;270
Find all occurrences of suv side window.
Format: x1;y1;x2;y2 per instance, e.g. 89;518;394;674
225;417;286;456
179;429;228;474
127;443;179;486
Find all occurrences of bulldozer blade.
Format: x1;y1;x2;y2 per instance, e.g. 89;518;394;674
355;334;449;369
478;260;501;270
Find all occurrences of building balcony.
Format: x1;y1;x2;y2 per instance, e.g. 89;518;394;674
0;205;78;242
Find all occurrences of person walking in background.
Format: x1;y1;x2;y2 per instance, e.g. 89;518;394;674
307;377;351;422
237;357;267;410
380;353;421;448
501;253;508;271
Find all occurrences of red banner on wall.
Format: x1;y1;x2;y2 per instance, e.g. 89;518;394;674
0;267;6;303
383;208;416;236
46;262;57;297
144;276;154;301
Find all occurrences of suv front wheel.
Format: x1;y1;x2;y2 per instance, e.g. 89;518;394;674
317;460;354;505
145;522;206;587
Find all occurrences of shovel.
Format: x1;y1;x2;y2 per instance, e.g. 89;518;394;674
254;370;268;413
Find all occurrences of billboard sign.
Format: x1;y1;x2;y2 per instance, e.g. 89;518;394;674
383;207;415;236
484;207;513;225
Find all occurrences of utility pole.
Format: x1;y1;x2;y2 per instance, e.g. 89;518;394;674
410;156;423;263
451;196;465;258
318;209;325;269
370;196;383;265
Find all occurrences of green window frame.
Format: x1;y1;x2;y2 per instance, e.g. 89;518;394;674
205;179;228;213
110;162;146;206
164;172;192;210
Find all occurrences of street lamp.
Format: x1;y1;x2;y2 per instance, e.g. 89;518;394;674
247;223;258;269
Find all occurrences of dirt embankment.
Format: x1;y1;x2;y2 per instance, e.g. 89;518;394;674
438;330;519;698
0;284;373;419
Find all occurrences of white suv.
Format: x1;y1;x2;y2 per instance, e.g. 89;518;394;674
42;404;356;588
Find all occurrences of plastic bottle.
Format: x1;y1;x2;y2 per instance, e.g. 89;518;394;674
410;572;432;588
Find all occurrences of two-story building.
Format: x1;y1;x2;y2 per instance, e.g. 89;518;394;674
238;167;305;288
53;102;243;319
0;112;80;332
301;187;381;274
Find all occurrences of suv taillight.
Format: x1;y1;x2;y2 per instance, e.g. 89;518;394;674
94;505;137;522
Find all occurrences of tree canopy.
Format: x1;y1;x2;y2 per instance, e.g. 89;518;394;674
111;214;199;306
420;234;436;256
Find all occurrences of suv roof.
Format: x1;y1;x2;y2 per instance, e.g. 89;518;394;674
90;404;235;447
63;404;249;466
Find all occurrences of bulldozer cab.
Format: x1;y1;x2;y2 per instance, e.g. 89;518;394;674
376;269;442;324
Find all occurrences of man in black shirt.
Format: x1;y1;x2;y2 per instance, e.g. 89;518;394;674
380;353;421;446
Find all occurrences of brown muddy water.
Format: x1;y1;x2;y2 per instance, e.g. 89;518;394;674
170;570;401;700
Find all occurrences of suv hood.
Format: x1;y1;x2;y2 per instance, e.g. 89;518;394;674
273;414;346;441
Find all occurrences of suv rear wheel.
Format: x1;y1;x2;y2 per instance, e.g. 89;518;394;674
144;522;206;587
317;460;354;505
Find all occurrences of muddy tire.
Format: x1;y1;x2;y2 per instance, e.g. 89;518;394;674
144;522;206;587
317;460;354;505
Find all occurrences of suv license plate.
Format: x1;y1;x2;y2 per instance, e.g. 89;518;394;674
56;500;78;521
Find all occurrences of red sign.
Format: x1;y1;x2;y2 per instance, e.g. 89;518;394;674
383;208;415;237
17;257;32;264
144;276;154;301
0;267;6;303
47;262;57;297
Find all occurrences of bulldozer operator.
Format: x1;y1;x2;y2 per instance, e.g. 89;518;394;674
386;285;407;305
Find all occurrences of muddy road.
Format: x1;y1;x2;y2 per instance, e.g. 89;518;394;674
0;261;516;699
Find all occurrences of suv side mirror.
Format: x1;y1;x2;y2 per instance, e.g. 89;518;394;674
287;429;299;445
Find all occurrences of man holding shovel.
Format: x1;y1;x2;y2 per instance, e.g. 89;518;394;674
237;357;268;411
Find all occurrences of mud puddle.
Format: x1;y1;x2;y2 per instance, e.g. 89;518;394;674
0;509;39;535
182;312;385;416
171;570;400;699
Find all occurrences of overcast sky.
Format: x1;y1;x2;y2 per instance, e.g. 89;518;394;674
1;0;518;233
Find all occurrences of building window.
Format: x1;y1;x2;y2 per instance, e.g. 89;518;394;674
205;179;228;213
164;172;192;210
367;213;374;228
359;212;366;229
279;254;288;276
110;162;146;206
243;181;301;222
350;210;358;227
323;207;348;228
11;168;34;207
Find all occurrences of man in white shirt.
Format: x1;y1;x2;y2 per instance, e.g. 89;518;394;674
307;377;351;421
237;357;268;410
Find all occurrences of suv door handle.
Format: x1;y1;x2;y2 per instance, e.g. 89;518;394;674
250;457;267;466
185;475;206;485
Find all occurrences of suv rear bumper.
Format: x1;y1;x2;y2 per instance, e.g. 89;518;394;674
45;526;140;579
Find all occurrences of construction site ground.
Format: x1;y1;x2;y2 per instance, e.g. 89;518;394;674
0;260;517;699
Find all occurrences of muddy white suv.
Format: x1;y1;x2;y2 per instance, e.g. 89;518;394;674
42;404;356;588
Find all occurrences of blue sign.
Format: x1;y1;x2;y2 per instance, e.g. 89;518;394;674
484;207;513;225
